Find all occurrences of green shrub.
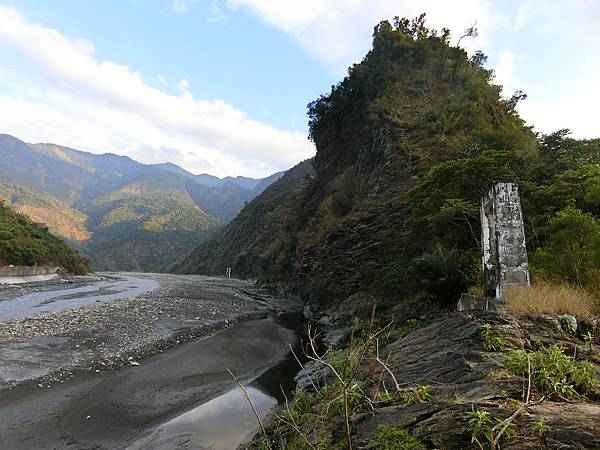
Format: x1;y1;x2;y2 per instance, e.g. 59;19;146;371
466;410;494;444
284;388;319;422
504;345;596;399
466;410;516;446
480;324;504;351
531;417;550;437
374;425;426;450
401;385;434;405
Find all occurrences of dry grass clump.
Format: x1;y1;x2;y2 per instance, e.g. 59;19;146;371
505;280;596;318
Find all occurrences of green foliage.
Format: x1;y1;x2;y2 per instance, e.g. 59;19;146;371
559;315;576;334
330;166;359;216
182;13;538;304
401;385;434;405
504;345;596;399
408;243;479;304
582;331;594;349
466;410;494;445
173;160;314;278
177;11;600;313
531;418;550;437
0;201;90;273
373;425;426;450
283;387;319;423
503;349;529;375
480;324;504;351
0;181;90;241
532;207;600;289
374;389;393;402
416;385;433;402
328;383;363;417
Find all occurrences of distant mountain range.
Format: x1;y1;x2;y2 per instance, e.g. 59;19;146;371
0;134;284;271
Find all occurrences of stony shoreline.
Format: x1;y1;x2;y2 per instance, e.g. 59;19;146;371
0;273;102;302
0;273;297;390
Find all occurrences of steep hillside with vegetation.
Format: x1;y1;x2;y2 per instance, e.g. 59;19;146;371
182;15;600;310
0;135;282;271
0;201;90;273
212;16;600;450
179;16;537;302
84;174;221;271
174;159;314;275
0;182;90;241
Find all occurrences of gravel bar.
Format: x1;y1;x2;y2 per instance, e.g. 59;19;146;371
0;272;297;389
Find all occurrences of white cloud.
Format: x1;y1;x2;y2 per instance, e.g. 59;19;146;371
207;1;230;22
158;74;168;86
0;4;314;177
175;78;190;92
225;0;600;140
168;0;198;14
493;50;519;93
226;0;498;72
518;76;600;139
513;0;545;31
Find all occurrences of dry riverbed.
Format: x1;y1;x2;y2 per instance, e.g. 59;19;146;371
0;272;299;389
0;272;303;450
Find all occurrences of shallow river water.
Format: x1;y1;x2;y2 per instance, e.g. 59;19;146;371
127;314;304;450
0;273;160;321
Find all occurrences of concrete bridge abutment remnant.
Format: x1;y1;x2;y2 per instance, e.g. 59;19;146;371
480;182;530;300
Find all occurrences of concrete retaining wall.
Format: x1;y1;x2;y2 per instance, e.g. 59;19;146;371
0;266;59;277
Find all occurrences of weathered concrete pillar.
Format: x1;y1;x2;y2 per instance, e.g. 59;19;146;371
481;182;530;299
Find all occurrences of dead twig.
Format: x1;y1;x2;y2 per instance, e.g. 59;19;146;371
227;368;272;450
374;338;401;391
288;342;322;396
279;386;316;450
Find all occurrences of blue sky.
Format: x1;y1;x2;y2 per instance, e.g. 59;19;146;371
0;1;598;177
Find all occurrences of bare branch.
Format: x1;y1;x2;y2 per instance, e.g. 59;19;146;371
374;338;401;391
227;368;272;450
279;386;317;450
288;343;322;396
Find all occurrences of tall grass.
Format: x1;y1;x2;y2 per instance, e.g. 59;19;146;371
505;280;596;318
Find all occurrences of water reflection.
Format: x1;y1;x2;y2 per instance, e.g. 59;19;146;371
130;385;276;450
128;329;305;450
126;312;307;450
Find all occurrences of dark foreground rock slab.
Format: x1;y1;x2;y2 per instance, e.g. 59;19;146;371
245;308;600;449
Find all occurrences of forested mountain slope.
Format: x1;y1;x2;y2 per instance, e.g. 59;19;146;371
0;134;282;271
0;201;90;274
174;159;314;275
178;16;600;310
0;182;90;241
